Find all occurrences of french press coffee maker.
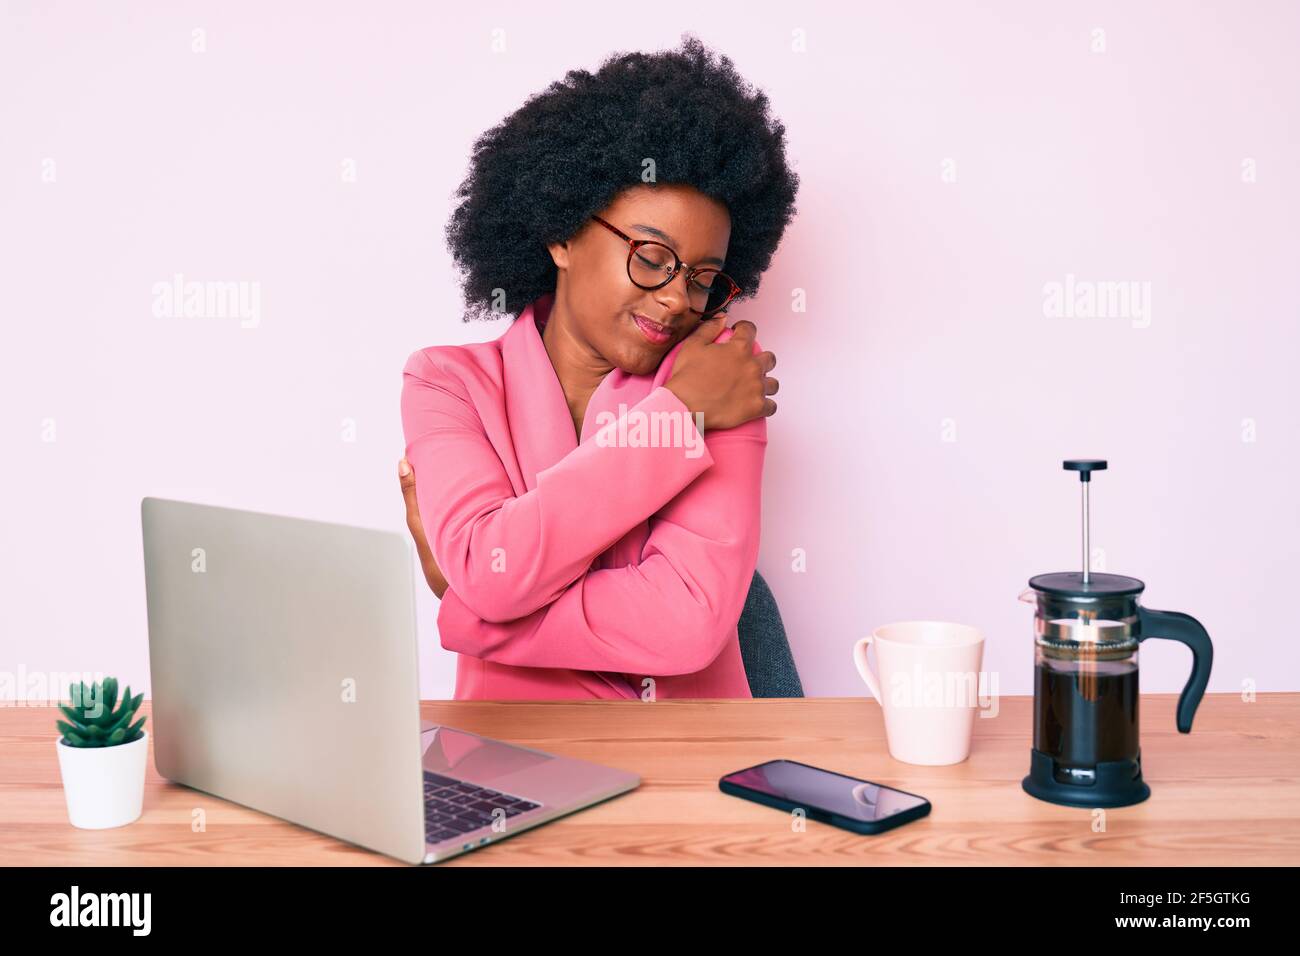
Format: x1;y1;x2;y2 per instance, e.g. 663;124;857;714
1019;459;1214;807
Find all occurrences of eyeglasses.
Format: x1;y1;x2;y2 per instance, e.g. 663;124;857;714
590;215;741;317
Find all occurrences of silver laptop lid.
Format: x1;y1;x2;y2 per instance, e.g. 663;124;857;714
141;497;427;864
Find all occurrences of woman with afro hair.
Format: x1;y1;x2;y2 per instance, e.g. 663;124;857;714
398;35;799;700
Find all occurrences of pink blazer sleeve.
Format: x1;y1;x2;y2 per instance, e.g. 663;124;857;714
435;412;766;676
401;349;716;623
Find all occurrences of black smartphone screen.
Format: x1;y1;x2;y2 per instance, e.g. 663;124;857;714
721;759;929;823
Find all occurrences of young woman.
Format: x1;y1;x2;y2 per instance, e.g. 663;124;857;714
398;36;799;700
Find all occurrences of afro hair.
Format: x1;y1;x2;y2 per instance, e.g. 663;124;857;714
445;33;799;320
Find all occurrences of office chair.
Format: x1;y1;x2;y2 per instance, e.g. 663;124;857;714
736;569;804;698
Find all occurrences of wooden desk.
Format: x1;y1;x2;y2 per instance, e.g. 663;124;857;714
2;693;1296;866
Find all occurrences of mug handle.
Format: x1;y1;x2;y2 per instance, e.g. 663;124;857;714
1136;607;1214;734
852;636;882;701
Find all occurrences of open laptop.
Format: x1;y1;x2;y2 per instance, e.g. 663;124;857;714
140;496;640;864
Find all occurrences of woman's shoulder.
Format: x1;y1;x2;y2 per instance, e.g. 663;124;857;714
402;337;506;396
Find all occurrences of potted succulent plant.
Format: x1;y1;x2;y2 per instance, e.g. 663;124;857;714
55;677;148;829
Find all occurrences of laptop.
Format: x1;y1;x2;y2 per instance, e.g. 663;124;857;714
140;496;640;864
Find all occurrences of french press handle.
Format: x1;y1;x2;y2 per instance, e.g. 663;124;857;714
1136;607;1214;733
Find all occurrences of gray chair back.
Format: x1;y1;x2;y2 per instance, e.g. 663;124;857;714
736;569;804;697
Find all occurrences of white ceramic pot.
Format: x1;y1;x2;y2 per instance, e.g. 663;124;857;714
55;730;148;829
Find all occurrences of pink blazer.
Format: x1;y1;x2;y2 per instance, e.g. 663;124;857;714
400;292;765;700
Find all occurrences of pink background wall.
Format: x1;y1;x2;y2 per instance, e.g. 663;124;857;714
3;1;1296;702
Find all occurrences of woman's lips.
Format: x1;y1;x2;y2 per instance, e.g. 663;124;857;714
632;312;673;345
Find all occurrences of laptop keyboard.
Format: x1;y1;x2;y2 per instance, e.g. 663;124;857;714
423;770;542;844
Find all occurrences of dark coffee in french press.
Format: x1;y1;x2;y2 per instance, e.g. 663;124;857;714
1035;657;1138;769
1020;460;1214;807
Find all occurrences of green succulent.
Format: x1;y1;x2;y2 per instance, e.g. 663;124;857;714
57;677;146;748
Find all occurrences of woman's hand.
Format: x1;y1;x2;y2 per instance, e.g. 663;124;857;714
664;316;778;433
399;457;449;600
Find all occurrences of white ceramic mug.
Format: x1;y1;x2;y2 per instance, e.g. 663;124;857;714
853;621;985;765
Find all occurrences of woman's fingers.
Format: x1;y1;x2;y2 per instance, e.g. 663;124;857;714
399;459;423;533
730;319;758;343
398;458;448;598
764;375;779;396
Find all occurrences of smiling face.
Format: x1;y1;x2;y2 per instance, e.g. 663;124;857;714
546;183;732;376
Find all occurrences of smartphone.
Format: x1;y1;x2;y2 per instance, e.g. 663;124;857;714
719;759;931;835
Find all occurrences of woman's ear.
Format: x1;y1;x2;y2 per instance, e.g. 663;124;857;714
545;239;570;270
